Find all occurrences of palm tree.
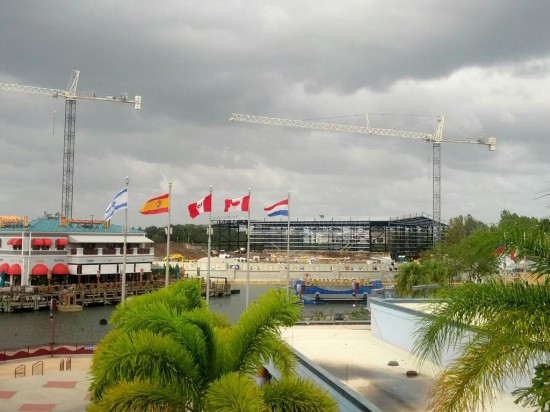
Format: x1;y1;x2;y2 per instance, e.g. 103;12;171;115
87;279;337;411
412;223;550;412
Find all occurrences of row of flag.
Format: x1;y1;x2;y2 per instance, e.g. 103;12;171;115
103;189;289;221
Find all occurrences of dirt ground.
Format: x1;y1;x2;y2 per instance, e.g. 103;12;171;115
153;243;207;260
153;243;376;263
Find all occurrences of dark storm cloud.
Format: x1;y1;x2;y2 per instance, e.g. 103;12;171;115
1;1;549;225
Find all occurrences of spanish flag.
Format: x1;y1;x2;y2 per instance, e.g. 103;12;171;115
140;193;169;215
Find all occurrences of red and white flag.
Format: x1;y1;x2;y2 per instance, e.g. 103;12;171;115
224;195;250;212
188;194;212;219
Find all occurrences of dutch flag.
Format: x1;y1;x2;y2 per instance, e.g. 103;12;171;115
264;198;289;217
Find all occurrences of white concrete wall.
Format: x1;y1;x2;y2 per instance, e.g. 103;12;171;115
180;260;396;283
369;298;462;365
369;298;421;353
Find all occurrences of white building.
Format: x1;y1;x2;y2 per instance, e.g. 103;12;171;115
0;216;154;287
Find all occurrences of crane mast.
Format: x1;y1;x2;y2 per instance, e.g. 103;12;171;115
229;113;496;244
1;69;141;218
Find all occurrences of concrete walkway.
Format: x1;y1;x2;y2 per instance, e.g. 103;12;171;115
0;356;91;411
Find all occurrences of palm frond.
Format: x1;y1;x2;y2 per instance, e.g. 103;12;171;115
110;279;205;327
263;376;338;412
413;280;550;411
87;380;191;412
427;327;547;412
204;372;269;412
512;363;550;410
89;329;203;402
183;308;223;381
482;222;550;279
105;303;223;376
414;280;550;366
228;289;300;374
262;337;296;377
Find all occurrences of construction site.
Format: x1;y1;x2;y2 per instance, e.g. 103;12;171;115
211;213;440;262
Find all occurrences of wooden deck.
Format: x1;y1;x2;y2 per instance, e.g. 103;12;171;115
0;279;232;313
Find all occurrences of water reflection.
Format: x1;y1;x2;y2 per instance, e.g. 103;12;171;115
1;284;367;348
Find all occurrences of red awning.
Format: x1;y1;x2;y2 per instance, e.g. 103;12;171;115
7;238;14;245
31;264;49;276
51;263;69;276
11;238;22;246
32;238;45;247
8;264;21;276
43;238;53;247
0;263;9;273
56;238;68;246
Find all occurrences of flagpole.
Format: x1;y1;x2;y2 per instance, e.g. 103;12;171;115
246;188;251;307
206;185;213;306
165;182;172;288
121;176;129;302
286;191;291;298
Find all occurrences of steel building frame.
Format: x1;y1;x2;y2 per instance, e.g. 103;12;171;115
212;214;444;260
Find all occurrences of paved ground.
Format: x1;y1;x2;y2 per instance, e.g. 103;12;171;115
0;356;91;411
0;325;532;412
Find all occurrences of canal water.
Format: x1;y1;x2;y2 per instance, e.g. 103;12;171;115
0;284;367;349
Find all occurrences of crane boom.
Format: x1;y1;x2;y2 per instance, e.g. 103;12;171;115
229;112;496;244
229;113;496;148
0;83;72;98
0;72;141;107
0;69;141;218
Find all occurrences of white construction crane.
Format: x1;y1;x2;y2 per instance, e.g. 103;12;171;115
229;113;496;243
0;69;141;218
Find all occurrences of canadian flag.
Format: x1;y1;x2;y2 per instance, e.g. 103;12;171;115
224;195;250;212
188;194;212;219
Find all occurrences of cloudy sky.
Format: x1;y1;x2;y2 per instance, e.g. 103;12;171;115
1;1;549;228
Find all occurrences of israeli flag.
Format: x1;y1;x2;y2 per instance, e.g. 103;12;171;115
104;187;128;221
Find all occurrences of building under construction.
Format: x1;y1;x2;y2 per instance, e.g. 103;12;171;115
212;214;444;261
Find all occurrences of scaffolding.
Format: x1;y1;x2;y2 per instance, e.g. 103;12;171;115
212;214;444;261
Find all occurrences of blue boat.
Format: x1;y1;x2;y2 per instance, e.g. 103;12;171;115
291;279;385;303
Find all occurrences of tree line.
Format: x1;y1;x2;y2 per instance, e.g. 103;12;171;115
141;224;247;250
394;210;550;296
142;224;209;245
